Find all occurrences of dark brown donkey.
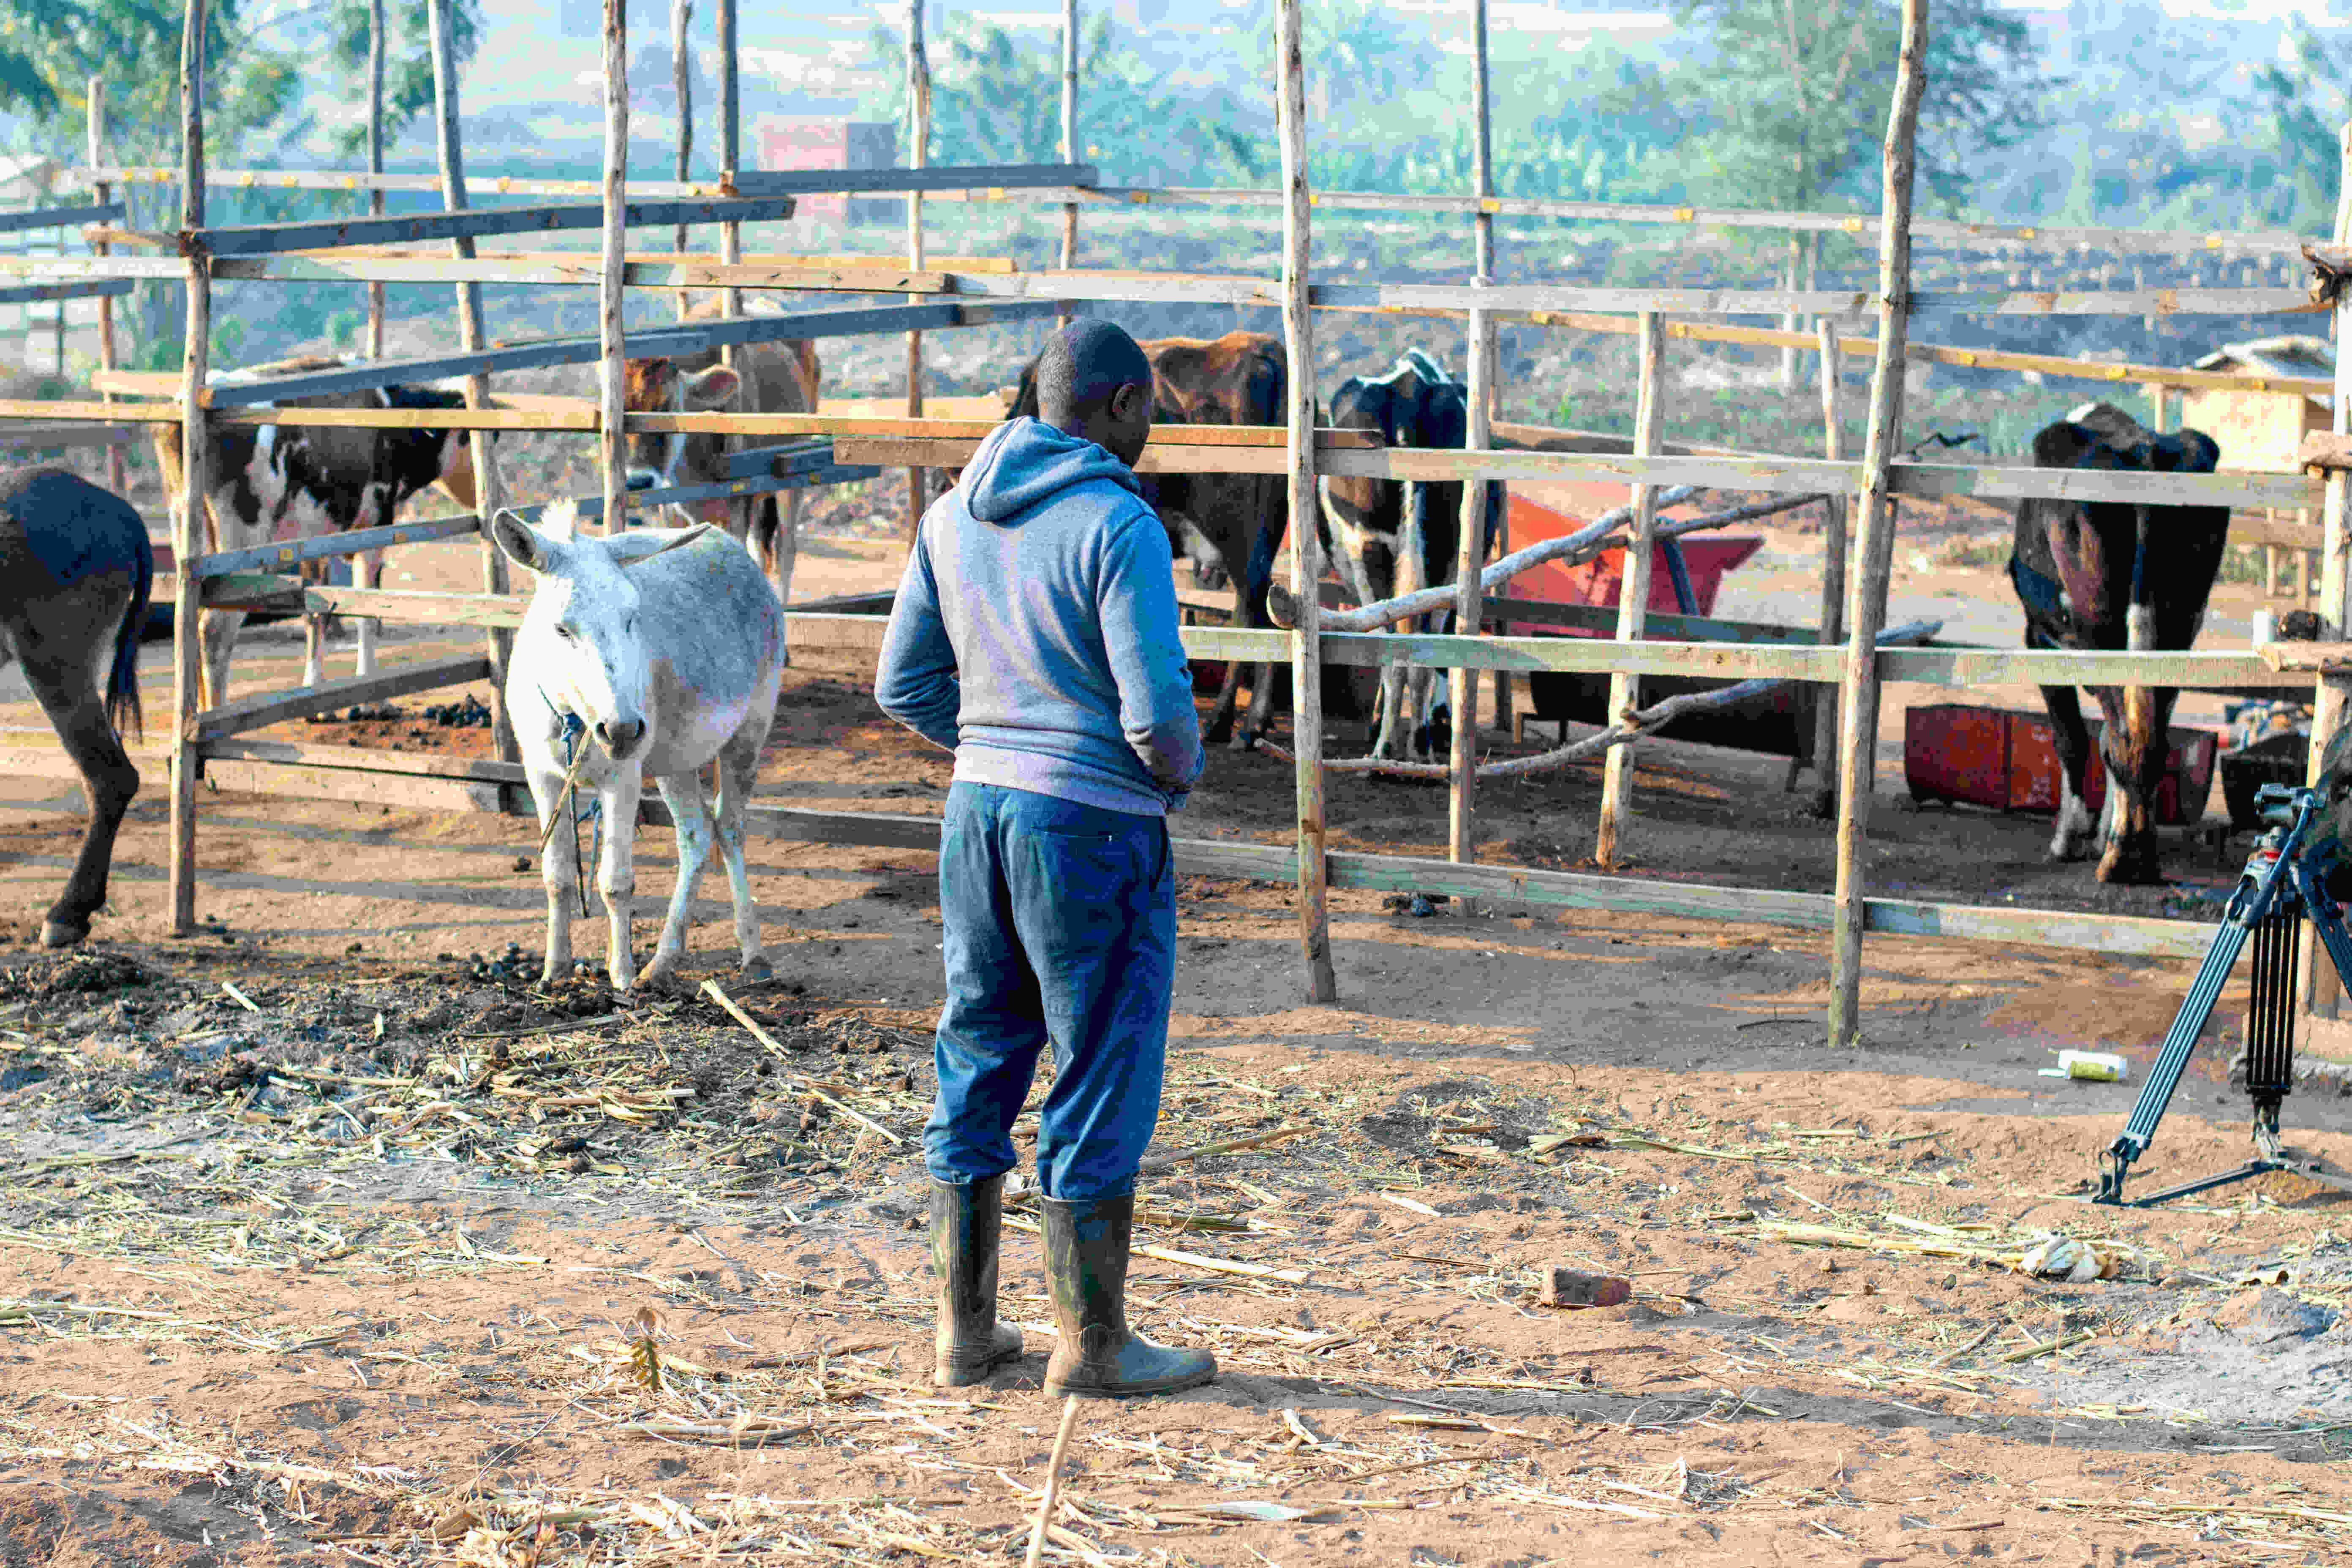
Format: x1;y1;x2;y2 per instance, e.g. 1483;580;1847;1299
0;468;152;946
2008;402;2231;885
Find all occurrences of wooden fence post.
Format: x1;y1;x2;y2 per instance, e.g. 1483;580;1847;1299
1449;0;1493;883
86;78;126;496
671;0;693;321
1276;0;1334;1004
1810;314;1848;817
598;0;630;531
2303;117;2352;1024
429;0;518;762
169;0;207;936
716;0;740;325
902;0;930;543
1057;0;1079;327
1827;0;1928;1051
1595;310;1664;867
366;0;386;359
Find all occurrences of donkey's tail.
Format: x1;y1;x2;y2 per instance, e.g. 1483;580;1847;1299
107;528;153;744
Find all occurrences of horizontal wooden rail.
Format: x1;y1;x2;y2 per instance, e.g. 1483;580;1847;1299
0;420;139;449
81;161;1094;203
192;514;482;578
186;654;491;742
191;196;802;257
0;731;2220;960
0;201;121;233
838;436;2325;510
515;464;882;524
0;278;132;305
66;167;2329;257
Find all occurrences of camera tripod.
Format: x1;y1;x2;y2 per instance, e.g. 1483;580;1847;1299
2095;783;2352;1207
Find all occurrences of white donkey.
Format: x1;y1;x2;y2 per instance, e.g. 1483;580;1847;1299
492;500;785;988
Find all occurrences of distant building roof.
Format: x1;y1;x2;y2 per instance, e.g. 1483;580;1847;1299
0;155;63;198
2189;335;2333;410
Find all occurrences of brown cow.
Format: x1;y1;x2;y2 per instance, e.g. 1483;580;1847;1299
622;310;821;612
151;356;480;706
1009;330;1289;749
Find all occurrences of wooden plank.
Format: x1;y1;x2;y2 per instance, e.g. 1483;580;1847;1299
2301;431;2352;472
191;195;801;257
2233;511;2326;551
728;161;1095;197
1830;0;1927;1051
169;0;205;938
191;515;480;578
1812;315;1851;816
0;201;122;234
836;434;2324;509
599;0;629;534
1598;309;1664;868
87;78;128;496
1277;0;1335;1003
188;654;491;741
2260;641;2352;673
0;421;138;449
0;279;132;305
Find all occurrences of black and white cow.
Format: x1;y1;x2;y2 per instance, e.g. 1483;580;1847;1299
153;357;479;704
2008;401;2230;885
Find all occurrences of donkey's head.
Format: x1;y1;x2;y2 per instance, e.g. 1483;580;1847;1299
491;499;710;762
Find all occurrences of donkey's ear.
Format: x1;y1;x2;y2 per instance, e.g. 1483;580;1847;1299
490;509;564;574
681;365;740;409
609;523;714;568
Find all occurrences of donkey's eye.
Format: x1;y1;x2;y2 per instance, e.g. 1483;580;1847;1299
554;624;577;641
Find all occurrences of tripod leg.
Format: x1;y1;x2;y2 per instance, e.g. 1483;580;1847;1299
2096;916;2252;1203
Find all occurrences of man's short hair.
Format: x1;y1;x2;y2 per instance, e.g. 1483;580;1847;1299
1036;321;1153;424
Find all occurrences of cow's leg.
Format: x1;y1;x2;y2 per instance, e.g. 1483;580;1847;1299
642;770;714;986
2095;682;2173;885
354;549;384;679
1377;507;1426;763
2042;682;2097;860
769;491;799;611
598;767;645;989
713;719;770;978
300;557;329;689
16;586;141;947
529;763;580;984
1237;511;1287;749
199;605;246;711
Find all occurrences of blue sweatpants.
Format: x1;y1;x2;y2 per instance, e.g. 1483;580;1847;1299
924;781;1175;1201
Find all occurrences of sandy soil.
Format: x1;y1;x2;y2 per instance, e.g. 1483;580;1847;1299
0;499;2347;1565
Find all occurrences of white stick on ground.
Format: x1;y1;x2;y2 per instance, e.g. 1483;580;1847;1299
1024;1395;1083;1568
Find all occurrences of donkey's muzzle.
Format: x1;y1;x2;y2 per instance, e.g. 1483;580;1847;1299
599;718;646;759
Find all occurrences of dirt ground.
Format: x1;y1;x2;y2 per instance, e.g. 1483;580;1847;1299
2;493;2350;1565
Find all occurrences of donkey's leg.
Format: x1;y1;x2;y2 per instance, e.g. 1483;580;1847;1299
643;770;716;986
19;587;141;947
598;766;645;990
714;718;772;978
529;764;580;984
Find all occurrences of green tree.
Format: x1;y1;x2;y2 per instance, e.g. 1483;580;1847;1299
2253;0;2352;229
320;0;483;158
1669;0;2047;217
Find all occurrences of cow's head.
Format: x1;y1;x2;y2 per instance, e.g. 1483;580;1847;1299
1323;350;1496;593
622;357;740;501
493;498;711;763
382;385;482;512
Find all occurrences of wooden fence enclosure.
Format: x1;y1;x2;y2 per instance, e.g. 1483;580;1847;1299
0;0;2347;1044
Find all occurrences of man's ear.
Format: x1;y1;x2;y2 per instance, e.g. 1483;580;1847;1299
1111;380;1152;424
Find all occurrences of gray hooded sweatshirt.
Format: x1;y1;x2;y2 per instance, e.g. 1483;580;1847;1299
874;416;1204;816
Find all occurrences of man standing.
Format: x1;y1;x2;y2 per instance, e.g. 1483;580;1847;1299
876;320;1215;1399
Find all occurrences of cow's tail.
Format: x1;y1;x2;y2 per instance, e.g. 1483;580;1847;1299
107;529;153;744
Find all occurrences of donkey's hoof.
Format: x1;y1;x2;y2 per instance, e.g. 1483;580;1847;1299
38;918;89;949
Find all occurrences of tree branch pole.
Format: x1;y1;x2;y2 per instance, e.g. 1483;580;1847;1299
1809;313;1848;816
366;0;385;359
598;0;630;533
716;0;740;327
170;0;207;936
1595;310;1665;868
671;0;693;321
2303;117;2352;1024
1827;0;1928;1051
902;0;931;544
1057;0;1079;327
1449;0;1494;882
86;78;126;495
429;0;518;762
1276;0;1335;1004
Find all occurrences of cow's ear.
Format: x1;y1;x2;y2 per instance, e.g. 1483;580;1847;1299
2162;430;2221;475
490;509;565;574
2031;419;2095;469
610;523;712;567
681;365;740;409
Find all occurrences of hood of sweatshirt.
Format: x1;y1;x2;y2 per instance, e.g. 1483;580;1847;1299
960;416;1143;525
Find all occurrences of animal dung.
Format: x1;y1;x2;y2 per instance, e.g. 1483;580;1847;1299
1534;1267;1633;1308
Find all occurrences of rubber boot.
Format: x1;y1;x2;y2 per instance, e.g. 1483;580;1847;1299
930;1176;1024;1387
1041;1194;1217;1398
